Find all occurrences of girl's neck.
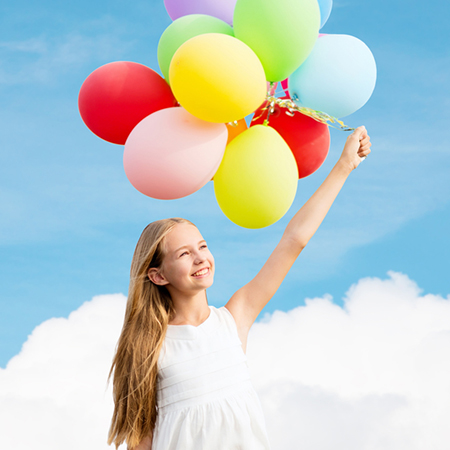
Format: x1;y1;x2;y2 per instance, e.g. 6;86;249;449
168;289;210;326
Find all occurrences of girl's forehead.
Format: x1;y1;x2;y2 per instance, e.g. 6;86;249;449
164;223;204;252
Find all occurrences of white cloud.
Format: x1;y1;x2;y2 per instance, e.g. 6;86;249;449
0;294;127;450
248;271;450;449
1;272;449;449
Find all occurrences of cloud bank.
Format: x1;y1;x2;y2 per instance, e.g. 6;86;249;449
249;271;450;449
0;294;127;449
1;272;449;449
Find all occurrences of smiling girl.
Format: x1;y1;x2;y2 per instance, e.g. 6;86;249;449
108;126;371;450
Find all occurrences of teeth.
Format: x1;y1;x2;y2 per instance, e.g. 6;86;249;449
193;268;208;276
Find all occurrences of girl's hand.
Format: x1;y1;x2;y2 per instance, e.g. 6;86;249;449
338;126;372;172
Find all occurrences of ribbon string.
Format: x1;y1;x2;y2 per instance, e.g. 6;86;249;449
252;94;354;131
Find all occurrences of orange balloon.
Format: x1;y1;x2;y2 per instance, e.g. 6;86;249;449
226;119;248;145
211;119;248;181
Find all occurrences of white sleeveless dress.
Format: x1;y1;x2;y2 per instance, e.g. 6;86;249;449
152;305;271;450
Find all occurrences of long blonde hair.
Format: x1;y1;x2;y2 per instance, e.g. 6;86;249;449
108;218;194;449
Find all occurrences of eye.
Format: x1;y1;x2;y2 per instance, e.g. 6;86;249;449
200;244;207;250
179;251;189;257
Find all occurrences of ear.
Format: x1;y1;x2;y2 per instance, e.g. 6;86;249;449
148;268;169;286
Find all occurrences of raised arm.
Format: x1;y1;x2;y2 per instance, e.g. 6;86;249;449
226;126;371;336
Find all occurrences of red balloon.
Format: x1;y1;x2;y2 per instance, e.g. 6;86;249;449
252;99;330;179
78;61;177;145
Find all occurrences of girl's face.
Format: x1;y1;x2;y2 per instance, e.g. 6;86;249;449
152;223;215;293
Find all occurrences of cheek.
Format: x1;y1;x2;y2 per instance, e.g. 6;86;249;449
208;251;215;266
164;263;189;285
162;261;182;279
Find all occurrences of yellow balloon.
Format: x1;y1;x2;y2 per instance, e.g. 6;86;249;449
169;33;267;123
214;125;298;228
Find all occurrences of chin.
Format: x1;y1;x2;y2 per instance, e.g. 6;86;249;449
204;276;215;289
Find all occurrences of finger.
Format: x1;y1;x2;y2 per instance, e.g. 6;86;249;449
360;142;372;152
348;126;366;142
360;136;371;146
359;129;368;141
359;149;372;157
353;126;366;140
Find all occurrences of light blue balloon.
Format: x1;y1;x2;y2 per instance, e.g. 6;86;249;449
318;0;332;29
288;34;377;118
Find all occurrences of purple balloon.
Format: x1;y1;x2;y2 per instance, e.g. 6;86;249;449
164;0;237;25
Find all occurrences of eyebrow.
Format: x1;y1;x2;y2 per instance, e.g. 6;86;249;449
174;240;206;254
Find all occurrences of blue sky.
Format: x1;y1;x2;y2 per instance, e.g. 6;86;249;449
1;0;449;367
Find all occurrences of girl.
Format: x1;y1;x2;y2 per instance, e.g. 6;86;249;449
108;127;372;450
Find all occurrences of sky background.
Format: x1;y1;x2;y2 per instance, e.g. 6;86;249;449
0;0;449;448
1;0;448;366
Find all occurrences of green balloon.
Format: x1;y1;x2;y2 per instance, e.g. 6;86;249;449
157;14;234;82
233;0;320;82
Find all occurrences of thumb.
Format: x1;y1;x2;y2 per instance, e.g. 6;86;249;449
350;126;366;141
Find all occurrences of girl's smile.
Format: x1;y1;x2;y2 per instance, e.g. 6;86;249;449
191;267;210;278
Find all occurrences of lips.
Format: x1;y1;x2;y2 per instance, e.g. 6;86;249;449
191;267;210;277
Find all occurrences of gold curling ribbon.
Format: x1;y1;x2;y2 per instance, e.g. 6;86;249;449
252;92;354;131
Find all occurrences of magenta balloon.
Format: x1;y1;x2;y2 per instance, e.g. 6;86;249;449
124;108;227;200
164;0;237;25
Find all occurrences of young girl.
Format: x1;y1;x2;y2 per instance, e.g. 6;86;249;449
108;126;371;450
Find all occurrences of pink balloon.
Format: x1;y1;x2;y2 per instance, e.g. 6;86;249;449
124;108;227;200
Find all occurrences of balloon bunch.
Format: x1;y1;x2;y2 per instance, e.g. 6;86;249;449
78;0;376;229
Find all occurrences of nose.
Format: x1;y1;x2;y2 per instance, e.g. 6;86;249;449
193;250;206;264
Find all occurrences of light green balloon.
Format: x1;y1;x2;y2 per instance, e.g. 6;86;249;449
233;0;320;82
157;14;234;82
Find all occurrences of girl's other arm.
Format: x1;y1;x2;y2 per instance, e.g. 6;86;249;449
128;436;152;450
226;126;371;333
